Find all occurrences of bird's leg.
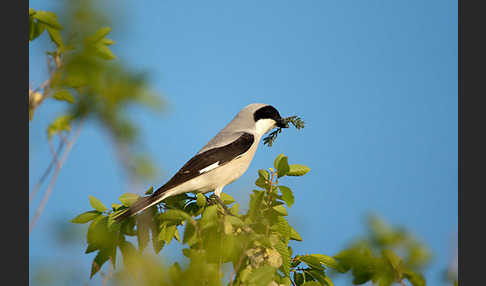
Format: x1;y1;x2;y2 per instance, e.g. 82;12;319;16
206;195;218;206
214;195;231;213
211;187;233;215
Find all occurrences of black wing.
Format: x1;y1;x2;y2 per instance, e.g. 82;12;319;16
152;132;255;197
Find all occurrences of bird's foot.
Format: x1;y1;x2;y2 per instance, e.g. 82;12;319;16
209;194;233;216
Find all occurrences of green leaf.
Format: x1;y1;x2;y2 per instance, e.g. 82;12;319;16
29;17;34;41
87;27;111;44
249;190;265;220
184;202;200;216
220;192;235;204
29;8;35;16
70;211;101;224
136;218;150;252
223;216;234;234
247;265;276;286
309;254;347;273
151;220;164;254
89;195;107;212
111;209;129;223
272;205;288;216
280;277;292;286
107;213;121;231
300;255;324;271
403;271;426;286
85;243;98;254
301;282;321;286
160;209;192;222
101;38;115;46
230;202;239;215
90;250;109;278
275;216;291;244
29;17;47;41
289;225;303;241
287;164;310;176
275;240;290;277
294;272;304;285
119;240;136;267
168;262;182;283
200;205;218;229
32;11;62;29
182;222;197;245
274;154;286;169
306;269;331;286
239;266;252;283
86;216;104;246
111;203;123;210
33;22;46;41
255;177;269;189
86;216;114;251
47;115;71;139
52;89;75;103
274;154;290;177
279;186;295;207
46;26;63;48
323;276;335;286
258;169;270;180
383;249;403;279
120;218;137;236
119;193;140;207
226;215;244;227
145;186;154;195
196;193;206;207
94;44;116;60
158;224;178;244
383;249;401;270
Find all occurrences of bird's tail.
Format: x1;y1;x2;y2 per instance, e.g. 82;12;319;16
113;195;163;222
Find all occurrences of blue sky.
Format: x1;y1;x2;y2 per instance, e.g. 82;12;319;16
29;0;457;285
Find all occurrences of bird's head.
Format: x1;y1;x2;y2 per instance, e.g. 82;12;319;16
242;103;287;136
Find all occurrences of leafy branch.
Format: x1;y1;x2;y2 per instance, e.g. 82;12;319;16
30;118;85;233
29;3;163;233
71;154;428;286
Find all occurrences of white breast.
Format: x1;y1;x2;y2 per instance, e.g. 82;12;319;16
254;119;276;136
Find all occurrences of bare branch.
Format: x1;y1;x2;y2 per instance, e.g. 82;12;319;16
29;138;65;203
29;53;63;120
29;118;85;234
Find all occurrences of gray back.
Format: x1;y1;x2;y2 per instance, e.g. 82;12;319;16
197;103;268;154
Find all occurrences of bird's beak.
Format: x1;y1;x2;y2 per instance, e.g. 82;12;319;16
276;118;288;128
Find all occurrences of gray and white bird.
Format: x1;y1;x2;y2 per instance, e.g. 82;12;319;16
115;103;287;221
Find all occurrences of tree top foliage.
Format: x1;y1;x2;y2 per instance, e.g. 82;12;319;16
72;154;429;286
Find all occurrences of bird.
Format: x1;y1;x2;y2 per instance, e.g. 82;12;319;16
114;103;288;222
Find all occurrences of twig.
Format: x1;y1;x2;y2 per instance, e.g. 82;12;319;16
29;138;65;202
29;118;85;233
265;171;275;237
32;78;51;94
29;53;62;118
263;115;305;147
211;194;233;216
102;262;114;285
229;241;249;286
